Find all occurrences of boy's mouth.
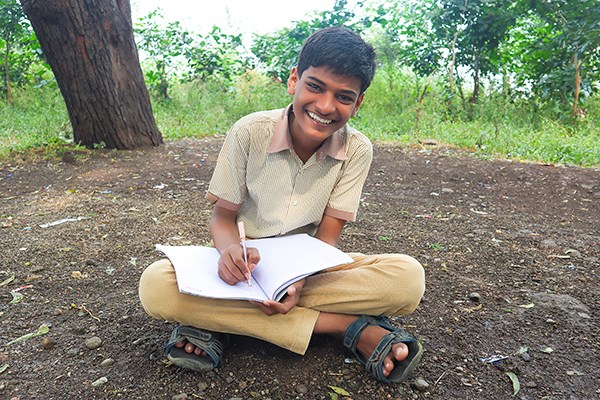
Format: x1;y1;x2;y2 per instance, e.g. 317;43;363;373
307;111;334;125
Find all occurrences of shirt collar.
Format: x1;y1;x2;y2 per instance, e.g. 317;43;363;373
267;104;348;161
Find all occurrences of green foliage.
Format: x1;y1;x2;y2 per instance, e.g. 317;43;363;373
0;0;48;98
134;9;192;99
184;26;249;87
251;0;364;83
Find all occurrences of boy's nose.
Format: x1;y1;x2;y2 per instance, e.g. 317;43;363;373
315;93;335;115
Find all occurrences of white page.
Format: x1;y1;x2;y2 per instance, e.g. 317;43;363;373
157;234;353;302
245;234;353;300
156;244;270;302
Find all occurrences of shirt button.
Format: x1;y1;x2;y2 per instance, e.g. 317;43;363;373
293;201;298;206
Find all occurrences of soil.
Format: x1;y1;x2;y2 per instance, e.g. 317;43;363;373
0;136;599;400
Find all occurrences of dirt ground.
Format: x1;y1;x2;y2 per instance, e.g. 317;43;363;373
0;136;599;400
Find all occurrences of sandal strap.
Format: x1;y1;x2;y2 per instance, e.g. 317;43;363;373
164;325;229;368
343;315;422;384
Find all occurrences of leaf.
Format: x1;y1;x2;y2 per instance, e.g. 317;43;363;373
9;291;23;304
6;324;50;346
329;386;351;396
505;371;520;396
0;363;8;374
0;271;15;287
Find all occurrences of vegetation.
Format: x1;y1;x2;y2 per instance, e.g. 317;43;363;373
1;0;598;166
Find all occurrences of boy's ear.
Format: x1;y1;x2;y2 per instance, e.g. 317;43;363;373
287;67;299;95
353;92;365;116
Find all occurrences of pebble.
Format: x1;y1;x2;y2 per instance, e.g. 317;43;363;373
85;336;102;350
42;337;56;350
525;381;538;388
468;292;481;302
197;382;209;391
67;347;80;357
296;384;308;394
53;308;63;316
91;376;108;387
541;239;558;249
521;352;531;362
100;358;115;368
413;377;430;392
172;394;188;400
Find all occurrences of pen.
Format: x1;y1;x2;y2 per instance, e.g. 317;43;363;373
237;221;252;287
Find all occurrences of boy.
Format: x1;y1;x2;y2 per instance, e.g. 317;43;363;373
139;27;425;383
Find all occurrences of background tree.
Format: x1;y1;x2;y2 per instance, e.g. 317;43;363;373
20;0;162;149
251;0;363;83
0;0;29;103
134;8;191;100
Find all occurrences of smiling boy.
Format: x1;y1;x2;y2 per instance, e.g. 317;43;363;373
139;27;425;383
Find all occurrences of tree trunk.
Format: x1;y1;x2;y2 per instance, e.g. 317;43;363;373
4;34;12;104
20;0;162;149
572;52;581;118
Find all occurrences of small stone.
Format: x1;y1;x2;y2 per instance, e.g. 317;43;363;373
296;384;308;394
541;347;554;354
413;377;430;392
91;376;108;387
578;312;591;319
197;382;209;391
468;292;481;302
442;188;454;194
42;337;56;350
238;380;247;389
541;239;558;249
85;336;102;350
172;394;188;400
525;381;538;388
521;352;531;362
53;308;63;316
545;318;557;324
100;358;115;368
66;347;80;357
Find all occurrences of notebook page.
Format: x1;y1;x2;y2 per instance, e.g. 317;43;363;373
156;244;269;302
247;234;353;300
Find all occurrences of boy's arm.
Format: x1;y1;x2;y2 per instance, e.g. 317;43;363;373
315;214;346;247
210;205;258;285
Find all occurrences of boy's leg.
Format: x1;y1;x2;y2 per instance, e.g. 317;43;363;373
139;253;424;355
299;253;425;316
139;259;320;355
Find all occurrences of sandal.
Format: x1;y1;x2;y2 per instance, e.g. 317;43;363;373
163;325;230;372
343;316;423;383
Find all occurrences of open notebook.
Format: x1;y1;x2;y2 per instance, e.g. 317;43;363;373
156;234;354;302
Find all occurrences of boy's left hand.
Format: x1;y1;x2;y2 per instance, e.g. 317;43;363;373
250;279;305;315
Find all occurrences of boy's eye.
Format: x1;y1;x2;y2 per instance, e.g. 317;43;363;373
337;95;354;104
307;82;322;92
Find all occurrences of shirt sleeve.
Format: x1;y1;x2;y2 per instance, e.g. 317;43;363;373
206;119;252;210
325;134;373;222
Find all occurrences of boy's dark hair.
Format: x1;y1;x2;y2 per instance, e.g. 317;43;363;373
297;26;376;94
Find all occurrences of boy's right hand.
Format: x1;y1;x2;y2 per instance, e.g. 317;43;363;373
217;243;259;285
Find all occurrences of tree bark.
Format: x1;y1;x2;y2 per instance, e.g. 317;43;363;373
20;0;162;149
4;34;12;104
572;52;581;118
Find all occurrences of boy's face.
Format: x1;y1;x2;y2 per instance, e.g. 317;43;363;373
287;66;364;148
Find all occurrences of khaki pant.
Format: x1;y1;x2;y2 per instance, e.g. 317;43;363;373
139;253;425;355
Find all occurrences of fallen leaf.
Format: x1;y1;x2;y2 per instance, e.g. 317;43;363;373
9;291;23;304
0;363;8;374
6;324;50;346
505;371;520;396
329;386;351;396
518;303;535;309
0;271;15;287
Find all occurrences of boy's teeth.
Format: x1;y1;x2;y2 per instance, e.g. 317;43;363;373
308;111;333;124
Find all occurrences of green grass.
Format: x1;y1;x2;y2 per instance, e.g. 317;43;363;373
1;71;598;167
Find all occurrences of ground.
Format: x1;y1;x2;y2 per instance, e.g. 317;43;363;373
0;137;599;400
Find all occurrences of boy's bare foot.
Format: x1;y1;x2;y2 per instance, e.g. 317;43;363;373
314;313;409;378
174;339;208;357
355;324;409;377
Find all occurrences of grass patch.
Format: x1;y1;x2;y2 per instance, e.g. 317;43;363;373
1;72;598;167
